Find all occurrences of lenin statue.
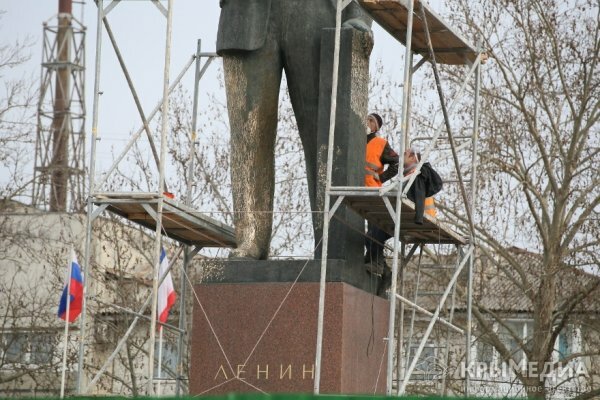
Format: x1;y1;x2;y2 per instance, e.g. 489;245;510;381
217;0;371;259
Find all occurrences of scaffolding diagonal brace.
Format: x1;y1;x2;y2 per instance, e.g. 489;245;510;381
401;56;480;197
398;245;474;394
382;196;397;221
141;202;159;222
102;0;120;16
328;196;345;221
90;203;108;221
412;56;428;74
395;294;464;334
151;0;168;17
403;243;419;264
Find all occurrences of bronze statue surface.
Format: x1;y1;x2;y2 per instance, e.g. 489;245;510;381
217;0;371;259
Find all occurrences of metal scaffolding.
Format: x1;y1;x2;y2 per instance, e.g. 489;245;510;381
76;0;483;396
77;0;232;395
314;0;483;396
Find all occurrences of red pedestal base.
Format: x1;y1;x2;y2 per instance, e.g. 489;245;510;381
189;282;389;395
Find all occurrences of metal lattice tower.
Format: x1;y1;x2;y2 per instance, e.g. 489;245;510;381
32;4;86;212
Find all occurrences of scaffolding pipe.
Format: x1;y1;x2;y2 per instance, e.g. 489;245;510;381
146;0;173;394
76;0;103;393
396;243;405;391
93;299;185;333
405;52;414;145
441;272;458;395
465;56;482;396
175;39;203;397
175;248;191;396
185;39;202;206
314;0;347;393
387;0;413;394
403;245;423;371
394;294;463;334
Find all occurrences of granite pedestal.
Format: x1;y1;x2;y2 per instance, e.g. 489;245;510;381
188;25;385;396
189;260;389;395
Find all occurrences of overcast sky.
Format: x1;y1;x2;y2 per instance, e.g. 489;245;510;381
0;0;455;192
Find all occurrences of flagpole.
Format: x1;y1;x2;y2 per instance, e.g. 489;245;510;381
157;327;163;396
60;251;73;398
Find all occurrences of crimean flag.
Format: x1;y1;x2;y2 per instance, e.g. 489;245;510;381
58;251;84;322
157;248;176;328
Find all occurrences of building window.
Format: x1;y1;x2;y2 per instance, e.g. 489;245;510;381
407;344;442;380
1;332;56;366
477;341;494;364
497;320;531;365
477;319;533;367
4;334;27;364
556;328;572;361
31;333;54;364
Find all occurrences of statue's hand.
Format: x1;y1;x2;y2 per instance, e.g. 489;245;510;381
342;18;372;33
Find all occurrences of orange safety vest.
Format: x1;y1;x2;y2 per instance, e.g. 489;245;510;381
365;137;387;187
424;196;437;217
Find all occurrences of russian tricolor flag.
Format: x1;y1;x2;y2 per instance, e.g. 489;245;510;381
58;251;84;322
157;248;176;327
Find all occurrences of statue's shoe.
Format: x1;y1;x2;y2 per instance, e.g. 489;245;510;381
228;254;258;261
228;246;264;260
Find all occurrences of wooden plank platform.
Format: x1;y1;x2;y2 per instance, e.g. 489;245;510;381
93;193;236;248
343;194;467;245
358;0;479;65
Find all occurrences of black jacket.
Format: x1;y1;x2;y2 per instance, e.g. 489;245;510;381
404;162;443;224
367;132;399;184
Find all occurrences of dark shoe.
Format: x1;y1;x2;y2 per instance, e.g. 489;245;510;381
365;258;384;276
365;253;386;275
366;261;383;275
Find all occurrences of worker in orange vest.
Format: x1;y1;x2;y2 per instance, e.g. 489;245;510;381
364;113;398;294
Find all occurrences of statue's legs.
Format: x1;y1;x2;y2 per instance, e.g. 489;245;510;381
223;40;283;259
223;1;337;258
279;1;335;244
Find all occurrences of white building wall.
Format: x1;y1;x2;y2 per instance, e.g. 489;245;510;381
0;201;177;396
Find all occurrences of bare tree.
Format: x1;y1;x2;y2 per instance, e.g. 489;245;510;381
0;197;173;396
0;11;37;202
435;0;600;397
0;200;85;395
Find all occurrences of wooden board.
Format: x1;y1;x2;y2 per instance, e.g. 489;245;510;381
94;193;236;248
343;195;467;245
359;0;479;65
